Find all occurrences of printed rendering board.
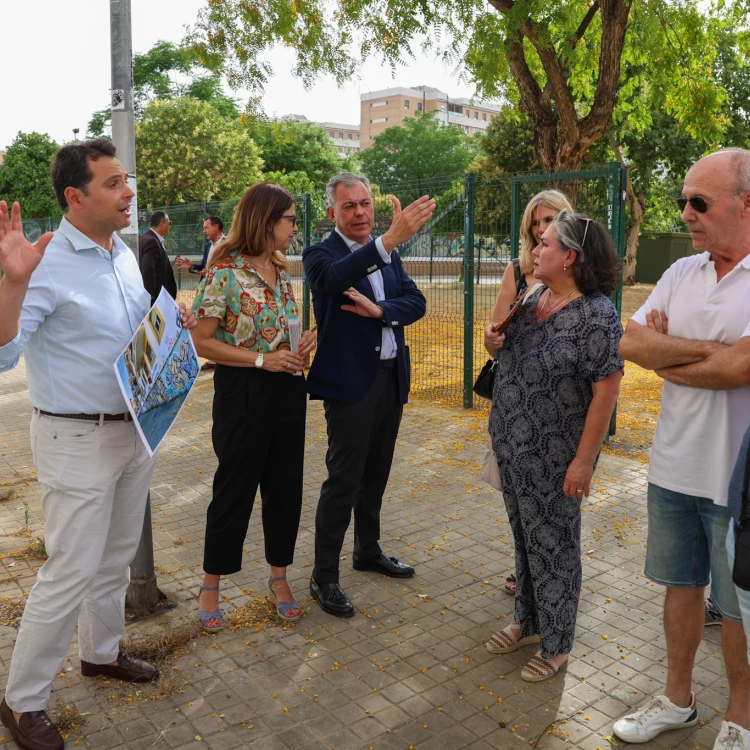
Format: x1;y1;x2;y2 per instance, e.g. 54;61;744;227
114;288;200;455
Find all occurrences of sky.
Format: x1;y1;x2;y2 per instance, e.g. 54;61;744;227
1;0;486;151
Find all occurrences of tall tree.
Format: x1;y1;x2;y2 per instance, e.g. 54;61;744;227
244;118;346;190
135;98;263;207
0;132;60;218
359;111;477;193
188;0;746;169
88;40;239;137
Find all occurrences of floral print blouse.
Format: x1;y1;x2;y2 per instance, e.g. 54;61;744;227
192;255;299;352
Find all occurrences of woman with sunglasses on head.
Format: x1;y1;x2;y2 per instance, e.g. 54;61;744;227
484;211;624;682
190;183;316;632
484;190;574;596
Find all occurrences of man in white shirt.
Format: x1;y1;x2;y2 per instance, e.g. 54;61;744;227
0;140;196;750
613;149;750;750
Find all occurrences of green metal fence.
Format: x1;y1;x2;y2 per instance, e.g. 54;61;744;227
20;163;626;408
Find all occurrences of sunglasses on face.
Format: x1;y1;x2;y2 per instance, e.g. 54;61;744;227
677;196;709;213
281;214;298;226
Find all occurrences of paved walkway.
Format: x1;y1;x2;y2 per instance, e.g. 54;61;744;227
0;361;728;750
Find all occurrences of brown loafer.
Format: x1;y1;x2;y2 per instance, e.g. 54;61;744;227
0;698;63;750
81;650;158;683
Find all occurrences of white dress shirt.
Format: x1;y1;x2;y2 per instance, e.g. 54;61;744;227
335;228;397;359
631;251;750;505
0;218;151;413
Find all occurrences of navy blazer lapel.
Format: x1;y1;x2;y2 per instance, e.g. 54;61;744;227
328;229;378;302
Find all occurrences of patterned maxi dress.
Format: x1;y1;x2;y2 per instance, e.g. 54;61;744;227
489;288;623;658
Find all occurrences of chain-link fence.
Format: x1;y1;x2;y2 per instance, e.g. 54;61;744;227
20;164;626;408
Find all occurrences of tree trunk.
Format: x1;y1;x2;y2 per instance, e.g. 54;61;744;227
622;222;642;285
610;134;645;285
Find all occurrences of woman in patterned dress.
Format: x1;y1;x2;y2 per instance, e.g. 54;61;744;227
484;211;624;681
485;190;574;596
190;183;317;631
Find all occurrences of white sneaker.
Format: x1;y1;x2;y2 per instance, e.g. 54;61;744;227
613;693;698;743
714;721;750;750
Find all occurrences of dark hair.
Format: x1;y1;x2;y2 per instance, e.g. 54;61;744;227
150;210;168;228
50;138;117;212
552;210;621;296
205;215;224;231
211;183;294;272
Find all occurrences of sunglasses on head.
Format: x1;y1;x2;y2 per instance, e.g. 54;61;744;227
677;196;709;213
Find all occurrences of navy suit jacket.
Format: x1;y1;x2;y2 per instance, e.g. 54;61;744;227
138;229;176;304
190;240;211;274
303;230;426;404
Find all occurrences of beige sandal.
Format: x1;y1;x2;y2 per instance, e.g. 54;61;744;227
521;652;568;682
486;624;541;654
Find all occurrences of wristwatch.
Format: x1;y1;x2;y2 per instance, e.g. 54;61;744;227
255;353;264;369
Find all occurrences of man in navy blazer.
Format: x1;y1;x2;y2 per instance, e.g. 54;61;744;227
303;172;434;616
177;215;225;276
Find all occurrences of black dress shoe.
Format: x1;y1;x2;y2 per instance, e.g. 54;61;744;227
0;698;64;750
309;575;355;617
353;553;415;578
81;651;159;682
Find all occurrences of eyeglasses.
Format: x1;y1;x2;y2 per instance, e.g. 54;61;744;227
677;196;709;213
281;214;298;226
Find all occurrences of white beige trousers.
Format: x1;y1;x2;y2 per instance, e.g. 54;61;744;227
4;413;156;712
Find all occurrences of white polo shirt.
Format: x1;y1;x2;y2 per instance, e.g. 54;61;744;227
632;252;750;506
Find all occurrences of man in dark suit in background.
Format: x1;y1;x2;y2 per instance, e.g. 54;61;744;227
303;172;435;617
139;210;176;304
176;215;225;277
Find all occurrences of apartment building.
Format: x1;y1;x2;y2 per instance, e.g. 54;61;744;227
322;122;361;156
359;85;502;149
279;114;360;156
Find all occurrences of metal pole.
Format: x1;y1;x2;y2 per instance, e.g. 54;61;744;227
111;0;159;612
429;235;433;283
462;173;475;409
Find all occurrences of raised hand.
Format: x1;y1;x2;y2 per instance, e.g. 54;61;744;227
382;195;437;251
0;202;53;285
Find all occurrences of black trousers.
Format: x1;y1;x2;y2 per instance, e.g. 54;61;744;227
204;364;306;575
313;360;403;583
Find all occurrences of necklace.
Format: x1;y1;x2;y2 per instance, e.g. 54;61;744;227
536;287;580;323
249;257;273;270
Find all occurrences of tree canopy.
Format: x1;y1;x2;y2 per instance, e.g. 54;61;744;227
244;118;347;191
0;132;60;218
359;111;477;192
135;98;263;207
188;0;748;169
88;40;240;137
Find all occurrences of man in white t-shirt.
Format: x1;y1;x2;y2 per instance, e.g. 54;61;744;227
612;149;750;749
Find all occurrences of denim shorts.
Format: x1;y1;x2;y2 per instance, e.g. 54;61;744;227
645;483;741;622
726;522;750;660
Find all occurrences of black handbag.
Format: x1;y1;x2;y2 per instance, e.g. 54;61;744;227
473;357;497;400
733;440;750;591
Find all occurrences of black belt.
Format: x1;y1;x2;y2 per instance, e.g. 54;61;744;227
379;358;397;369
35;409;131;422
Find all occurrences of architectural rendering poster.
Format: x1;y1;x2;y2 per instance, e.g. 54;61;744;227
114;288;200;456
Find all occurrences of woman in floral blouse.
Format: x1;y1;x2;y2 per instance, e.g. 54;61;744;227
191;183;316;631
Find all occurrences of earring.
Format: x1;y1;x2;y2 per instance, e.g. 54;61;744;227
563;265;567;271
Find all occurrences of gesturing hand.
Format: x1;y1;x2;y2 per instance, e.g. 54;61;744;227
382;195;436;251
175;257;192;270
0;202;53;284
341;288;382;318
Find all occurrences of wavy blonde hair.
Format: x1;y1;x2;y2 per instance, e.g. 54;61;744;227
519;190;574;275
209;182;294;272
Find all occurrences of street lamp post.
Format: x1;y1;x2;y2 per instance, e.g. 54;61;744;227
110;0;159;614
